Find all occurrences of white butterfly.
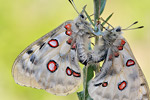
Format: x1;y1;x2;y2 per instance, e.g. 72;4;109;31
88;26;150;100
12;11;93;96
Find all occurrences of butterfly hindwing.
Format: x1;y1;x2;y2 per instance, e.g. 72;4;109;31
12;20;83;95
88;33;149;99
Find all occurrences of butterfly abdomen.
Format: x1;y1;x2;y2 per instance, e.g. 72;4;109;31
76;33;91;65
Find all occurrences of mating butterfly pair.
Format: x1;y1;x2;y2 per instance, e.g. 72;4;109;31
12;11;149;99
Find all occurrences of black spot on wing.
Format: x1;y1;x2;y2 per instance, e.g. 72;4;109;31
27;50;33;54
94;82;108;87
140;83;146;86
30;55;35;63
39;43;45;50
94;83;102;86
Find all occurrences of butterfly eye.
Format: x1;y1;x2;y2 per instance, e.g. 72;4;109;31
116;27;121;32
80;14;84;19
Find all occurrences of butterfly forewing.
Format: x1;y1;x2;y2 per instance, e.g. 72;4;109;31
12;20;83;96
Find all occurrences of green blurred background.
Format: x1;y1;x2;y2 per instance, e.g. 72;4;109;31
0;0;150;100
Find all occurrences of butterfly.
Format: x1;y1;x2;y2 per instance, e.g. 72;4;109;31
88;25;150;100
12;10;94;96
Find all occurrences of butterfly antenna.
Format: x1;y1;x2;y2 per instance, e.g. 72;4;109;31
122;21;144;30
101;17;114;29
122;26;144;30
68;0;79;14
123;21;138;30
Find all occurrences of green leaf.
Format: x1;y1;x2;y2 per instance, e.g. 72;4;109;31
77;91;84;100
94;0;107;23
84;66;94;83
83;6;95;27
102;13;114;26
77;91;93;100
100;0;106;15
93;0;100;23
83;66;94;100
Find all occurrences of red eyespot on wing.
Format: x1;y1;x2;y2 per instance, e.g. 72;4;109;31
102;82;108;87
118;46;123;50
66;31;72;36
48;39;59;48
126;59;135;67
108;54;113;60
66;67;72;76
65;24;72;30
118;40;125;50
118;81;127;91
66;38;72;45
73;71;81;77
114;52;119;57
71;43;76;50
121;39;126;46
47;60;58;73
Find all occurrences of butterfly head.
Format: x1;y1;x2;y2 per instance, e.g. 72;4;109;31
111;26;122;37
73;12;91;34
103;26;122;43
